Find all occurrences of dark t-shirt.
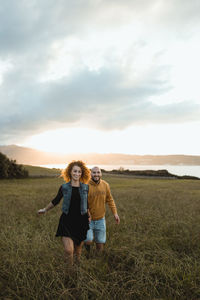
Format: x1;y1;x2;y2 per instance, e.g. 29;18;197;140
52;185;83;218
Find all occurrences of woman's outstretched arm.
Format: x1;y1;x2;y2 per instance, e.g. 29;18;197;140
37;185;63;214
38;202;54;214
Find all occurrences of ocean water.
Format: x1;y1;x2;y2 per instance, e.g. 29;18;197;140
37;164;200;178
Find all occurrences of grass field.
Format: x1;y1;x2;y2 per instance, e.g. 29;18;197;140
1;171;200;299
24;165;61;177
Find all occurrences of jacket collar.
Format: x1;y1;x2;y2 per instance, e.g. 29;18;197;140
89;179;101;185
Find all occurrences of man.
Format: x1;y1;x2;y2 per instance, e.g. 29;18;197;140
85;166;120;253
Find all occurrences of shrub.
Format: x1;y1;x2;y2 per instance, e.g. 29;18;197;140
0;152;29;179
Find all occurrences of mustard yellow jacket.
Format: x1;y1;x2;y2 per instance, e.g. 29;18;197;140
88;179;117;220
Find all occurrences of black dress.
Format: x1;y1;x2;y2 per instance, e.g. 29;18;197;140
52;186;89;245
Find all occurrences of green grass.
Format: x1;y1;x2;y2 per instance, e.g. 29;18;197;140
24;165;61;177
0;175;200;299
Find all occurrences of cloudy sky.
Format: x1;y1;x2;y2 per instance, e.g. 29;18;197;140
0;0;200;155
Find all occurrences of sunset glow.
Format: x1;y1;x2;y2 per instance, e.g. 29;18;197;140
23;122;200;155
0;0;200;156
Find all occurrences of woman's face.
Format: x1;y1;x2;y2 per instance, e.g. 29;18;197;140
71;165;82;182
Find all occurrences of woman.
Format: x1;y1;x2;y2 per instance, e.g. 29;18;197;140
38;160;91;265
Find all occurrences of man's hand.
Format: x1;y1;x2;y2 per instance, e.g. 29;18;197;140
114;214;120;224
37;208;46;215
87;210;91;223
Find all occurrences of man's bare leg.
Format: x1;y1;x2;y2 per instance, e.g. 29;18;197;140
84;240;92;257
96;243;104;253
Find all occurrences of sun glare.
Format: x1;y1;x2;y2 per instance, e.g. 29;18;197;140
24;128;113;154
22;122;200;156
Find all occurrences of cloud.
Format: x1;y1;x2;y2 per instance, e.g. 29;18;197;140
1;0;200;57
1;65;199;144
0;0;200;144
0;0;90;55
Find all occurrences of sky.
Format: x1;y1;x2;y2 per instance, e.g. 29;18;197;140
0;0;200;155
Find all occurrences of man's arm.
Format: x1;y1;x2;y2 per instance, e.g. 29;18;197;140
106;183;120;224
114;214;120;224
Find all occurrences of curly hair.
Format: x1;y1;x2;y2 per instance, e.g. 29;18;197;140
61;160;91;183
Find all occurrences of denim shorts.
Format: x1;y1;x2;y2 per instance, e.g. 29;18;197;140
85;217;106;244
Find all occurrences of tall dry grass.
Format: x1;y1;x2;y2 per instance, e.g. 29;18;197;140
0;175;200;299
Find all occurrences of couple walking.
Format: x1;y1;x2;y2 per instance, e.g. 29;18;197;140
38;160;120;265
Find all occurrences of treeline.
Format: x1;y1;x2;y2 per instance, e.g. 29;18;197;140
102;168;200;180
0;152;29;179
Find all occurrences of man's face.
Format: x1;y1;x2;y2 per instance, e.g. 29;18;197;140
91;167;102;182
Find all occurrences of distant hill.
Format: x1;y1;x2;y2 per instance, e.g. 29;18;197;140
0;144;200;165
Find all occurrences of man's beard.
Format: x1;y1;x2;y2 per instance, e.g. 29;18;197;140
92;177;100;183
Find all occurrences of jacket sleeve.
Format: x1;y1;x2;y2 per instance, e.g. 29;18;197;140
105;183;117;215
51;186;63;206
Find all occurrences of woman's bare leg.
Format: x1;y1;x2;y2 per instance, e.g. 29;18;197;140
62;237;74;265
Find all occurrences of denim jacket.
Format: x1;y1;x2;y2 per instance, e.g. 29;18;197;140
62;181;89;215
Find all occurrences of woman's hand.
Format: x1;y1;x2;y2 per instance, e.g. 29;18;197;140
37;202;54;215
37;208;46;215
